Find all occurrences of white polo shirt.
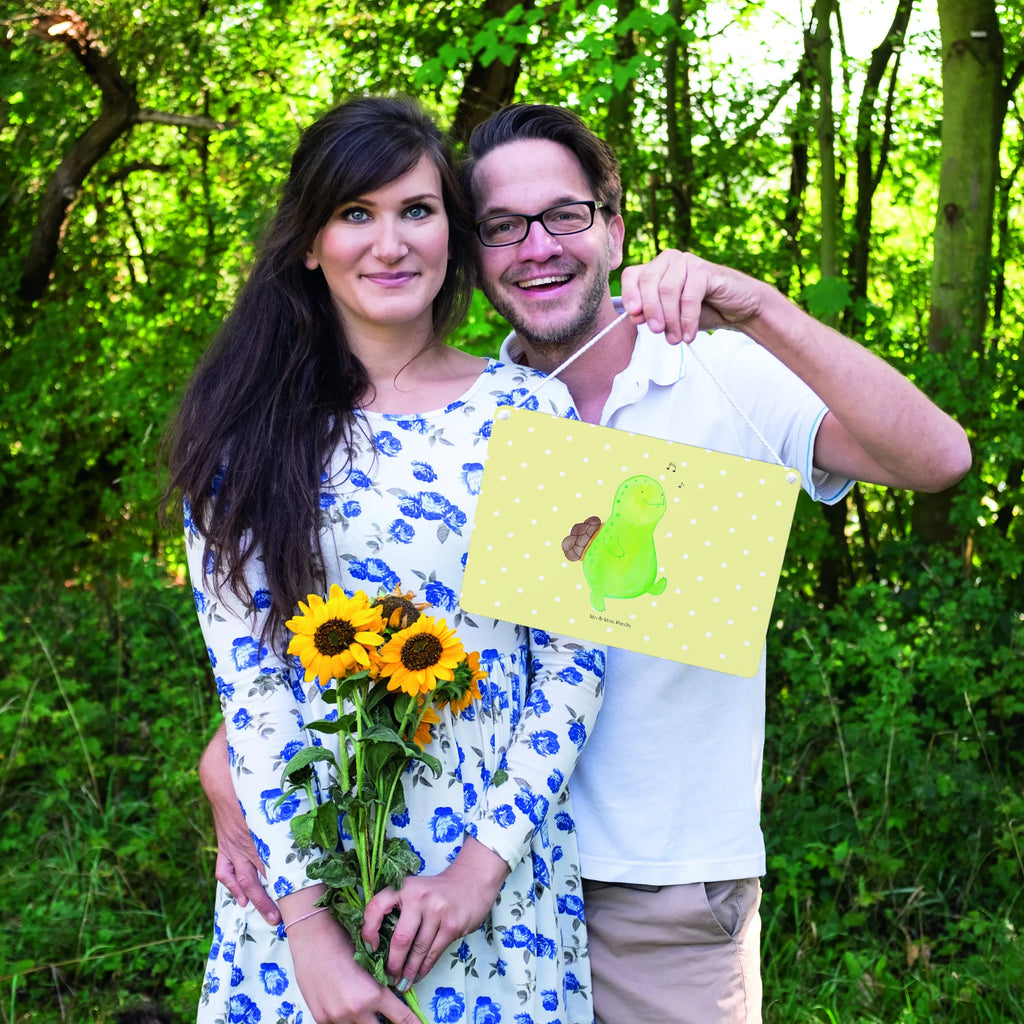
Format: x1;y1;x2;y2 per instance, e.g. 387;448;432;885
500;314;852;884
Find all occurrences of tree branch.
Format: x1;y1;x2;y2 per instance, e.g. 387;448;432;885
104;161;174;184
136;109;232;130
28;8;135;105
847;0;913;304
18;8;231;302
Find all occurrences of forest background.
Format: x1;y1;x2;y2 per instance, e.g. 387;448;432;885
1;0;1022;1021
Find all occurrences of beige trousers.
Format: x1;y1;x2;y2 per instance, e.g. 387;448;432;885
582;878;762;1024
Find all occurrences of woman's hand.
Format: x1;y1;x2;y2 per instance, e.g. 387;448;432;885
284;901;421;1024
361;836;510;992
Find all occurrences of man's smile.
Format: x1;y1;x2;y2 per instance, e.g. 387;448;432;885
515;274;573;290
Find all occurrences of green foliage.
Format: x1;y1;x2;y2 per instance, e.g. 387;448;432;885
2;0;1023;1019
803;276;855;320
0;557;215;1022
762;542;1024;1022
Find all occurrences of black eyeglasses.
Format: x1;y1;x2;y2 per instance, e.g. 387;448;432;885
474;200;607;247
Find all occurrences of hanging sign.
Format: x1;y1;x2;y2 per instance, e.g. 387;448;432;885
461;408;802;677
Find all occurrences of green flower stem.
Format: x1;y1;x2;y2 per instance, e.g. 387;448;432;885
336;721;351;793
402;984;429;1024
371;696;431;876
373;770;404;875
303;777;318;817
350;683;375;904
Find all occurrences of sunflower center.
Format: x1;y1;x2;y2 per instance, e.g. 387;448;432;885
376;595;422;629
314;618;357;655
400;634;444;670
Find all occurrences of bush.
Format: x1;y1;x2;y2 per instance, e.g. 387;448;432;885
1;555;217;1022
761;535;1024;1023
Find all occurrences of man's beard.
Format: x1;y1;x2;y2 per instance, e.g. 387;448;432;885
482;257;611;359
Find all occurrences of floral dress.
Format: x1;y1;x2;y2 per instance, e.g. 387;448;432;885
188;360;605;1024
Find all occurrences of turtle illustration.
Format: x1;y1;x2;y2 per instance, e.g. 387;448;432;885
562;474;669;611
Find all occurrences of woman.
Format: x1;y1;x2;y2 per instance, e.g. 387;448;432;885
164;97;604;1024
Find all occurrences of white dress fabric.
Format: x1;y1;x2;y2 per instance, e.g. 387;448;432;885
188;360;605;1024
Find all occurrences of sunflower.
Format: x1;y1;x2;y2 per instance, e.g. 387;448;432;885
448;650;486;715
409;703;441;749
376;616;465;696
372;585;428;630
286;585;386;684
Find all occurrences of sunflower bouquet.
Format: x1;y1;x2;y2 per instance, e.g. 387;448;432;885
278;583;485;1022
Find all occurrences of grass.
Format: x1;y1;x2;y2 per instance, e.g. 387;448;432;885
1;562;214;1024
2;547;1021;1022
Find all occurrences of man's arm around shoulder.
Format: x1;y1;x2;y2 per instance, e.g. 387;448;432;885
199;721;282;925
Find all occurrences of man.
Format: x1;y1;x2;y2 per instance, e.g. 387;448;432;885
202;104;970;1023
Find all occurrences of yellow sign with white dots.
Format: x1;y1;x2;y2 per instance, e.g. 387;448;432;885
460;408;802;678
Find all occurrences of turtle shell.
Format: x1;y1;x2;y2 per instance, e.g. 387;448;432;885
561;515;602;562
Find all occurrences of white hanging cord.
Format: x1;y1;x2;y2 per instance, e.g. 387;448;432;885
511;310;795;479
523;310;631;391
682;343;788;470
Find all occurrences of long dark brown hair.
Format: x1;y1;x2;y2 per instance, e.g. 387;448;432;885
163;96;474;642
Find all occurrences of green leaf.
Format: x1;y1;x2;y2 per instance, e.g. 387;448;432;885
331;789;362;818
353;943;388;984
303;716;349;734
336;903;370;949
362;722;406;744
411;749;443;777
612;63;636;91
363;734;409;775
802;277;853;319
311;800;341;850
439;42;468;65
379;837;422;891
289;809;317;848
364;682;399;715
308;849;362;890
364;907;401;980
387;784;408;819
281;745;338;787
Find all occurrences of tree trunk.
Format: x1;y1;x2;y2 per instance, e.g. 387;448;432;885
607;0;638;159
17;9;230;303
848;0;914;307
449;0;533;144
782;63;811;299
914;0;1004;546
805;0;851;605
807;0;839;285
664;0;693;248
18;11;138;301
927;0;1003;356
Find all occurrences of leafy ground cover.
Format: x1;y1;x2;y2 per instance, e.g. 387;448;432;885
1;559;212;1024
2;1;1022;1019
2;521;1020;1024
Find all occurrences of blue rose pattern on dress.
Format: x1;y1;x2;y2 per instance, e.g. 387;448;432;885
190;361;603;1024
